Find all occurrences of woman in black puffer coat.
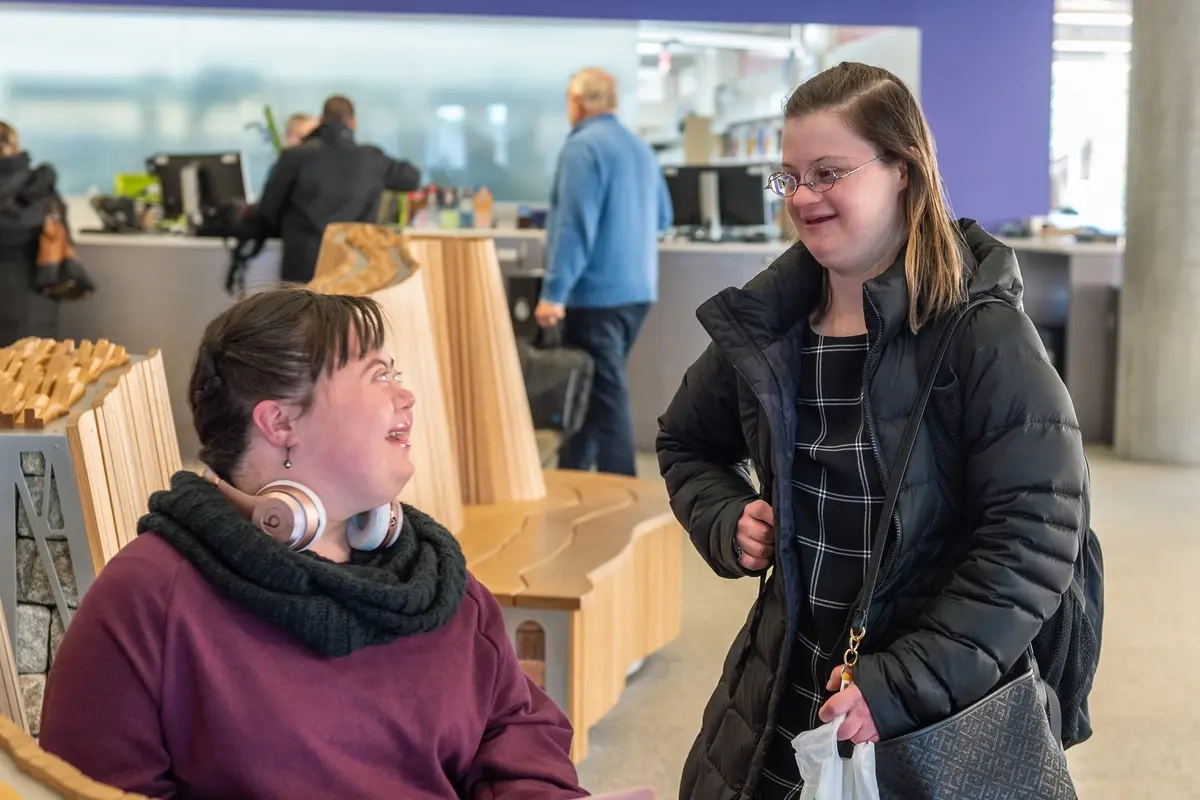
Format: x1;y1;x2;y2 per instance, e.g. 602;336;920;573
0;120;62;346
657;63;1089;799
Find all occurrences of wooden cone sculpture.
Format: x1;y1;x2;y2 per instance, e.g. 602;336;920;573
402;238;458;458
407;234;545;504
311;224;465;534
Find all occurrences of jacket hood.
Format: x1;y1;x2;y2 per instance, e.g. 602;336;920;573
0;151;30;174
0;153;32;191
307;120;356;147
697;218;1023;351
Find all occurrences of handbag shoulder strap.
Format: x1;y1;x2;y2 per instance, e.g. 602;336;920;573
848;295;1005;637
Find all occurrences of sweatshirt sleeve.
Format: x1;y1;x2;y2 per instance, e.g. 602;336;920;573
39;542;180;798
541;140;603;306
462;580;586;800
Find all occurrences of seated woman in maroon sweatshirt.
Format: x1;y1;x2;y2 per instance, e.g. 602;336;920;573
38;288;587;800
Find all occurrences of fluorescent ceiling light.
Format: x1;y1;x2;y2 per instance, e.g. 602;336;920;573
1053;12;1133;26
638;26;795;56
1053;39;1132;53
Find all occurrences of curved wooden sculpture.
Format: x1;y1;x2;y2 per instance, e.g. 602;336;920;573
310;224;465;533
406;234;545;505
309;223;418;296
0;338;130;430
0;713;150;799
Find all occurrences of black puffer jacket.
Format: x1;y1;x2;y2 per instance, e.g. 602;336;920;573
657;220;1088;800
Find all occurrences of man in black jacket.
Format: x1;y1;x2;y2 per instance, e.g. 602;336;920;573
254;95;421;284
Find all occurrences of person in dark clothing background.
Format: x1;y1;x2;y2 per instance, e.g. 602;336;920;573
657;62;1089;798
253;95;421;284
0;120;62;346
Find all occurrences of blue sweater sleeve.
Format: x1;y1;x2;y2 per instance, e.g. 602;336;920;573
657;169;674;233
542;142;603;306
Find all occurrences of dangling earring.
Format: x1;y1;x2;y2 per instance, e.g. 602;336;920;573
283;446;292;470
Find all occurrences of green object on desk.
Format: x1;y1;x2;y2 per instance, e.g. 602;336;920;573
113;173;158;200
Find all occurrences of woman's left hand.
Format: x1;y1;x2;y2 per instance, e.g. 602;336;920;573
819;665;880;744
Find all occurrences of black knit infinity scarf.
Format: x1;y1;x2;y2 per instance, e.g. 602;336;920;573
138;470;468;658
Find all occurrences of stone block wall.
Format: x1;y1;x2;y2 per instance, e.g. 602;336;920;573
12;451;77;736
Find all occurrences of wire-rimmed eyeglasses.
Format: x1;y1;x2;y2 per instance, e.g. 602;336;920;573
765;154;885;198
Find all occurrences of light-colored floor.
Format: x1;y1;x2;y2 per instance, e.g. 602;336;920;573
575;447;1200;799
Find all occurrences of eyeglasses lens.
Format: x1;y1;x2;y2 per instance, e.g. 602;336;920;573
768;173;798;197
806;166;840;193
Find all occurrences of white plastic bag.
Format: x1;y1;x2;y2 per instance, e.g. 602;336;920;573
791;714;881;800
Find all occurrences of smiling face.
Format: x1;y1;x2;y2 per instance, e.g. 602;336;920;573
284;342;416;521
781;110;909;278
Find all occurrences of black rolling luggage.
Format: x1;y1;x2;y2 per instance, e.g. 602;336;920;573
516;325;593;439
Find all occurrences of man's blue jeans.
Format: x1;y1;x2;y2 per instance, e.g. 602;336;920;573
557;303;651;477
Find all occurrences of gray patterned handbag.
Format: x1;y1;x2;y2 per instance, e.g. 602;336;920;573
839;297;1078;799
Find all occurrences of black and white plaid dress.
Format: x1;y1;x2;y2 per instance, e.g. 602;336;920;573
757;326;886;799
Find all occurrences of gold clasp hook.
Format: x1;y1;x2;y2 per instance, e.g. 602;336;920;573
840;626;866;691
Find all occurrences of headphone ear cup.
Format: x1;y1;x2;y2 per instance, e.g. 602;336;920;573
348;501;402;551
256;480;326;551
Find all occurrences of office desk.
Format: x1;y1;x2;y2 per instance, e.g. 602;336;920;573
630;236;1123;450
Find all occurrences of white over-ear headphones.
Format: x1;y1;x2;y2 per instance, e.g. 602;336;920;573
204;469;402;553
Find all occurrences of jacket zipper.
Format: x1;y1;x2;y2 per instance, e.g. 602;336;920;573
712;297;795;800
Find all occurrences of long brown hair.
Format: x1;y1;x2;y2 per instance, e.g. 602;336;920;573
785;62;966;332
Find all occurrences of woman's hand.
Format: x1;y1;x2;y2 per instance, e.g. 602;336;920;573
820;665;880;744
735;499;775;571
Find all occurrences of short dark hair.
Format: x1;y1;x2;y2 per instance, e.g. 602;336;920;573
189;287;386;480
321;95;356;125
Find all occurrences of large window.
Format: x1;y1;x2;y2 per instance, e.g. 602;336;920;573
0;8;639;202
1051;6;1131;232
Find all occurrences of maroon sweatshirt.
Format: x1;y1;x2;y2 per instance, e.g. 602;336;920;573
39;532;587;799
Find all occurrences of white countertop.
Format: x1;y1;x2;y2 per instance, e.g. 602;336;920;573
71;228;790;256
72;229;1125;261
74;232;282;250
998;235;1124;256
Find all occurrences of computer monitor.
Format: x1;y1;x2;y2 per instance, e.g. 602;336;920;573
147;152;250;225
662;166;704;228
716;164;772;227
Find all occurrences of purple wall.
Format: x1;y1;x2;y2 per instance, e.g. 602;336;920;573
11;0;1052;226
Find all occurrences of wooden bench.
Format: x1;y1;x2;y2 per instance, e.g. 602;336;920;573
0;711;151;800
458;469;683;763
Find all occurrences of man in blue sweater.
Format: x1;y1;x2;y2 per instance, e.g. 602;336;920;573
535;67;673;476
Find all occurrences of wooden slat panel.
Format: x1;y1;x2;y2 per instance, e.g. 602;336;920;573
0;598;27;731
146;351;182;476
368;264;465;534
407;235;545;504
97;380;140;550
66;409;120;572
